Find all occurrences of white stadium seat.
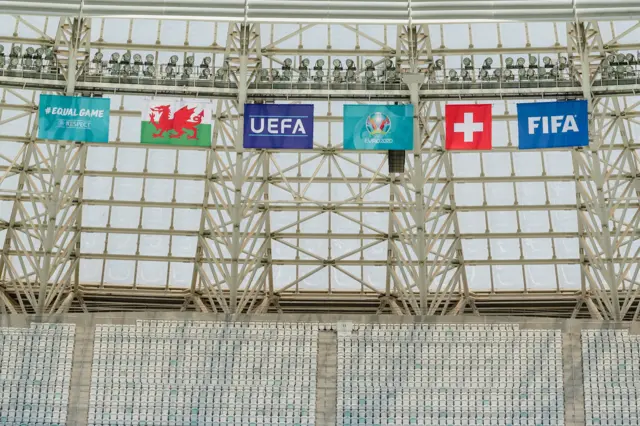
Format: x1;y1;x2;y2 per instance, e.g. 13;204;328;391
582;330;640;426
87;321;317;426
0;323;75;426
337;324;564;426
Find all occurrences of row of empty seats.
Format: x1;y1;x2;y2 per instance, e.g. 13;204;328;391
0;323;75;426
582;330;640;426
337;324;564;426
88;321;318;426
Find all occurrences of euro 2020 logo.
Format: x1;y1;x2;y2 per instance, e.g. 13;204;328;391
365;112;392;137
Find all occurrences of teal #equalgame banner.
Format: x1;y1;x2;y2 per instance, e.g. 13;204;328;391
38;95;110;143
343;104;414;150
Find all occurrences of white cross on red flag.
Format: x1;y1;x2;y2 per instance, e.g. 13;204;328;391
445;104;493;150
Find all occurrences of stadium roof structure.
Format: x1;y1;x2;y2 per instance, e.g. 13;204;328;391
0;2;638;320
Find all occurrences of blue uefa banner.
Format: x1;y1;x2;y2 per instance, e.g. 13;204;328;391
38;95;110;143
243;104;314;149
343;105;414;150
517;100;589;149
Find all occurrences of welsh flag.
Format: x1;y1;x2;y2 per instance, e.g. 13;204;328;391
141;101;212;147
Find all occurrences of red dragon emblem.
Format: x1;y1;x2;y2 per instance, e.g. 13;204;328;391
149;104;205;139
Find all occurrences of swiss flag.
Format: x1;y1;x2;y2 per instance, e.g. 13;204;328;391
445;104;492;150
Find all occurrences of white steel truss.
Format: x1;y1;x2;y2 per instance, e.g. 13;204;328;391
0;12;638;320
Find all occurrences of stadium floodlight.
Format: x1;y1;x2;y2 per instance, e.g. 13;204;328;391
8;57;18;70
34;58;43;72
626;53;636;64
462;57;473;69
133;54;142;65
346;69;356;82
384;58;394;69
505;57;514;68
386;69;397;82
518;68;526;79
333;59;343;70
314;69;324;82
145;54;154;65
479;69;489;81
144;65;155;77
282;69;293;81
122;64;132;76
527;68;536;79
301;58;310;68
482;58;492;69
201;57;212;67
616;53;626;64
215;68;226;80
200;68;211;79
550;67;559;78
110;62;120;75
461;69;471;81
122;51;131;63
93;52;103;63
543;56;552;67
435;58;444;70
504;69;514;80
186;56;195;66
364;69;375;82
10;45;21;57
132;64;141;75
364;59;374;70
0;56;5;68
448;69;458;80
346;59;355;70
35;47;44;58
607;54;618;64
23;56;33;69
283;58;293;69
494;68;502;79
314;59;325;70
270;69;280;80
169;55;179;65
528;55;537;67
25;47;35;57
332;69;342;80
182;66;193;79
110;52;120;63
516;57;526;68
259;69;269;82
165;64;175;78
44;47;54;61
558;56;569;70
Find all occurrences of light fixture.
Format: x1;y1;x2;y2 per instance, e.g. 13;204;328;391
270;69;280;80
301;58;310;68
494;68;502;79
333;59;342;70
185;56;195;66
121;64;132;76
201;57;212;68
182;66;193;79
35;47;44;58
364;69;375;83
461;70;471;81
133;54;142;65
10;46;21;57
333;69;342;82
504;69;514;80
110;62;120;75
479;69;489;81
200;68;211;79
626;53;637;65
386;69;397;82
110;52;120;64
435;59;444;70
364;59;374;70
482;58;493;70
44;47;54;61
616;53;626;64
505;57;514;69
346;59;355;70
528;55;538;67
462;57;473;69
448;69;458;81
282;69;293;81
543;56;553;67
132;64;141;75
169;55;179;66
34;58;43;72
314;69;324;82
0;56;5;69
93;52;103;63
518;68;526;79
144;65;155;77
558;57;569;70
516;57;526;68
121;51;131;63
550;67;559;78
346;69;356;82
283;58;292;69
314;59;324;70
384;58;394;70
299;58;310;82
527;68;536;79
215;68;227;81
165;64;175;78
145;54;155;65
8;57;19;70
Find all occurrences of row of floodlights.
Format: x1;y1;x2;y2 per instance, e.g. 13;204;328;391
0;45;55;70
254;58;399;83
92;51;213;78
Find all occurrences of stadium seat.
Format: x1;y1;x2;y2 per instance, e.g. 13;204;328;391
337;324;564;426
582;330;640;426
0;323;75;426
87;321;317;426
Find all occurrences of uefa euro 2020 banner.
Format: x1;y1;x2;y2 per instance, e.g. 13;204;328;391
141;101;212;147
517;100;589;150
38;94;110;143
243;104;314;149
343;104;414;150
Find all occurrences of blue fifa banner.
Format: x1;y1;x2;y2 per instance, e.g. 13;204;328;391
243;104;314;149
517;100;588;149
38;95;110;143
343;105;414;150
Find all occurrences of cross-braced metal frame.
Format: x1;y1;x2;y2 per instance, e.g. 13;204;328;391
0;12;638;319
